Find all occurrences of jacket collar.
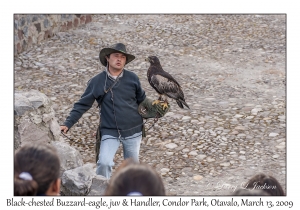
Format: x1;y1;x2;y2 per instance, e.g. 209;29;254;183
106;68;124;80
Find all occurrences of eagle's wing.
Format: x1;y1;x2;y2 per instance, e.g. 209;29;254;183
151;74;184;99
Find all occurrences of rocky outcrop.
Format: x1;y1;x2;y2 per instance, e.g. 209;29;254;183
14;90;61;149
14;90;108;195
88;175;108;196
14;90;107;195
60;163;108;196
51;141;84;177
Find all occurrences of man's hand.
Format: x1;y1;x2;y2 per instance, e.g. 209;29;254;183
138;97;170;119
60;125;69;134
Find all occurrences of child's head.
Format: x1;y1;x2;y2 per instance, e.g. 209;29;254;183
245;173;285;196
105;159;165;196
14;143;61;196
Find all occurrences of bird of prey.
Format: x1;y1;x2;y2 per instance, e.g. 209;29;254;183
145;56;190;110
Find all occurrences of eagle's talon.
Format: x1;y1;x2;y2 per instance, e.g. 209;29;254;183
152;100;160;105
161;102;169;110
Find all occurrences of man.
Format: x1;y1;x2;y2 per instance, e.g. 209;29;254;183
60;43;168;178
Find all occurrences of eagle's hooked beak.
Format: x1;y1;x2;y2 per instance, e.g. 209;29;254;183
145;57;150;62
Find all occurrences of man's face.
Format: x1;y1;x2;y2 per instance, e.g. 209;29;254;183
106;52;127;72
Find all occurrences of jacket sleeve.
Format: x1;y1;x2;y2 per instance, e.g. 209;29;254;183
63;83;95;129
136;77;146;104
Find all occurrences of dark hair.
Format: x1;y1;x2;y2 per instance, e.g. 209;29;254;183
105;159;165;196
105;52;127;61
14;143;60;196
232;188;271;196
244;173;285;196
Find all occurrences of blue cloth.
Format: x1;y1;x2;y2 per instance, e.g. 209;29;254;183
96;132;142;178
63;69;146;137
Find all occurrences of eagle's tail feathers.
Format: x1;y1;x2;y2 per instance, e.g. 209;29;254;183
178;99;190;109
176;100;184;109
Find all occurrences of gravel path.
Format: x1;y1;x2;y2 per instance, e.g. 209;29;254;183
14;14;286;195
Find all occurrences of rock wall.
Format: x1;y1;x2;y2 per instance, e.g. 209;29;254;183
14;14;93;54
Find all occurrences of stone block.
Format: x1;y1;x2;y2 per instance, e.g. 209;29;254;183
29;25;37;37
67;21;73;30
44;18;49;28
14;20;18;30
27;94;48;109
51;141;84;176
61;163;96;196
74;18;79;27
17;91;50;110
22;40;28;51
32;15;38;22
61;14;67;20
20;17;26;27
37;32;45;44
18;30;23;40
44;29;53;39
88;175;108;196
49;119;61;138
27;36;33;48
15;93;34;115
61;23;67;32
80;16;86;24
39;14;47;19
17;43;22;54
17;120;52;146
23;26;28;38
50;14;60;22
85;15;92;24
26;15;32;24
34;23;41;33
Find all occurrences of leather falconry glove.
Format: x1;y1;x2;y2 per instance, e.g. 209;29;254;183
138;97;170;119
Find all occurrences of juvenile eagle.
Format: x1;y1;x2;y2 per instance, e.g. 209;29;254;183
145;56;190;110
